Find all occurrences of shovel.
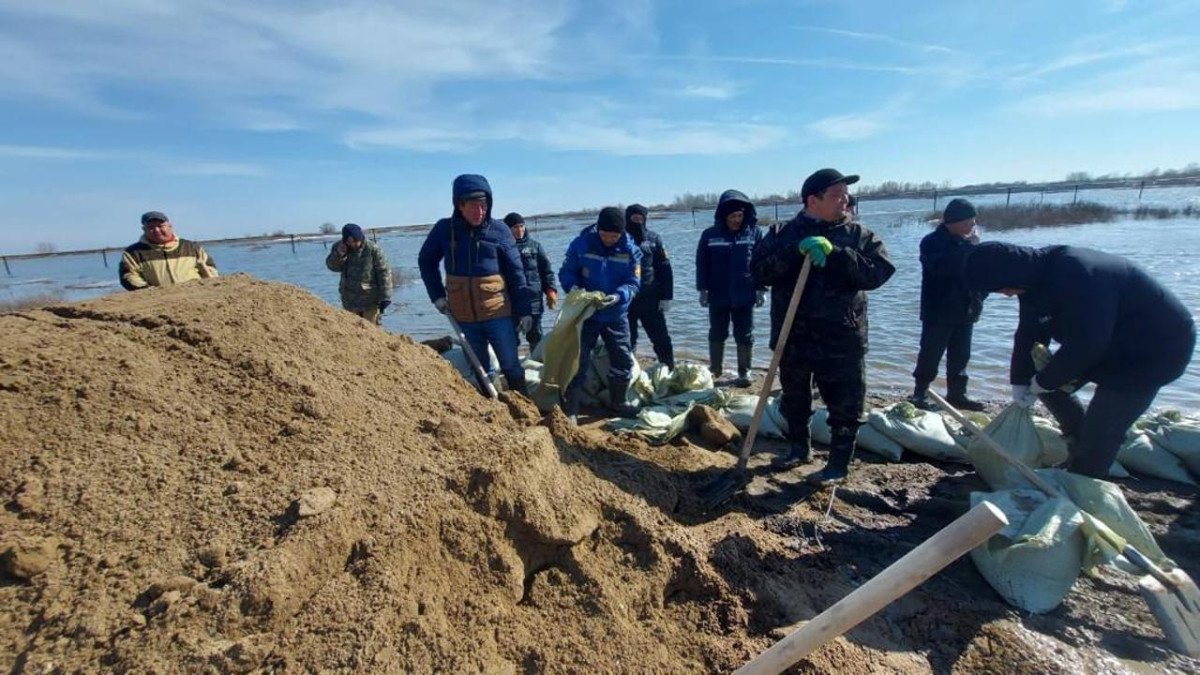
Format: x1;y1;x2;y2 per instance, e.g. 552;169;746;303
699;257;811;510
444;313;499;400
929;390;1200;657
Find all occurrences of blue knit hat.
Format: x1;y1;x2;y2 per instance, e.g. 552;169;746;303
341;223;365;241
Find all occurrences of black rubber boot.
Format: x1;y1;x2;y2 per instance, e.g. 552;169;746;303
708;342;725;379
806;431;857;486
733;343;753;387
946;375;985;412
908;380;936;411
609;377;640;418
773;427;811;469
563;386;583;425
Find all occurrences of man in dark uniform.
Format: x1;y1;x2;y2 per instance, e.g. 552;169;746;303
912;198;986;411
964;242;1195;479
504;212;558;351
752;169;896;485
624;204;675;369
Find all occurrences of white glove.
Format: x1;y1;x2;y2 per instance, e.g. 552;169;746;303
1029;378;1051;396
1011;384;1037;408
698;290;709;308
755;290;766;308
517;315;533;333
659;299;671;313
600;294;620;309
433;297;449;314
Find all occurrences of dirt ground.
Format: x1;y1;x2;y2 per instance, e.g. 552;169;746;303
1;275;1197;674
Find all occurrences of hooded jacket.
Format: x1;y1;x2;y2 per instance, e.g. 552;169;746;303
418;174;532;322
919;225;983;324
513;232;557;315
751;210;895;356
325;239;391;311
119;236;218;291
624;204;673;305
964;243;1195;391
559;229;642;324
696;190;764;308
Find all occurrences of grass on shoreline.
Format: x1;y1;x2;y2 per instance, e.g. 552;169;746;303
927;201;1200;231
0;291;65;313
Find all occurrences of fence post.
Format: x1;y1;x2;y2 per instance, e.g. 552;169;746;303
290;234;296;254
1138;181;1145;201
1005;188;1012;207
774;202;779;220
932;189;938;212
2;256;10;276
371;229;378;243
101;249;109;268
1072;185;1079;204
691;208;696;227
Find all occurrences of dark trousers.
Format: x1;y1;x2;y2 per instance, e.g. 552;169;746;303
628;298;674;367
515;313;544;351
913;321;974;393
708;305;754;345
568;317;635;389
779;342;866;439
460;316;524;389
1039;386;1160;479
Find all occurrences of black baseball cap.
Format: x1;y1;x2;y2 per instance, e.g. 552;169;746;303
141;211;169;225
801;169;860;202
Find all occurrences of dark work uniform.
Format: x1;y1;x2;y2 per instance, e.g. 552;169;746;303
914;225;984;397
624;204;675;368
964;243;1196;478
512;233;557;350
751;211;895;446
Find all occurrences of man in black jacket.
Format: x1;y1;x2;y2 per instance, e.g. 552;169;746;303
504;212;558;351
625;204;675;369
752;169;895;485
912;198;986;411
964;242;1196;478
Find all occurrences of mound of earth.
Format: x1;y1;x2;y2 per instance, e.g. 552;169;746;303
1;275;1197;674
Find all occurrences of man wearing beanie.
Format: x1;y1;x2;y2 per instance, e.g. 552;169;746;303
911;198;986;411
559;207;643;422
504;212;558;351
119;211;218;290
751;168;895;485
624;204;676;369
325;223;392;325
419;174;533;394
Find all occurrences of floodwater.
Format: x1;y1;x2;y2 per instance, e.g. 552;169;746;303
4;185;1198;410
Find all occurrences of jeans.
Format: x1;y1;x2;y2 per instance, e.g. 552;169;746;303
460;316;524;388
708;305;754;345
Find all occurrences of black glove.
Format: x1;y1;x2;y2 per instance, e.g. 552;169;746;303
379;300;391;313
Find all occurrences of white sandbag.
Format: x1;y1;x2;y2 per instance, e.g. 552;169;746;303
967;405;1044;491
969;491;1085;614
1138;411;1200;476
607;403;694;445
721;394;788;439
1033;416;1129;479
1047;469;1171;569
442;345;499;381
868;402;966;462
1116;432;1195;484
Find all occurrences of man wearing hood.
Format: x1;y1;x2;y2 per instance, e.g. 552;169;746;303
963;242;1195;478
751;169;895;485
624;204;676;369
695;190;765;386
325;223;392;324
559;207;643;422
119;211;218;290
418;174;533;394
504;212;558;351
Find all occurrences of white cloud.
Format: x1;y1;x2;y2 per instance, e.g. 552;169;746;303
807;114;888;141
681;85;735;100
0;144;111;160
1016;55;1200;115
797;26;961;56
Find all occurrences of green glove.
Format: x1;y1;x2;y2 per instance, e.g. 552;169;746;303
798;236;833;267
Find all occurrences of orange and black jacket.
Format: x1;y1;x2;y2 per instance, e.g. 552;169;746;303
119;237;218;291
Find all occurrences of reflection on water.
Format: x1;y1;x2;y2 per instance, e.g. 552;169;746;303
4;186;1198;410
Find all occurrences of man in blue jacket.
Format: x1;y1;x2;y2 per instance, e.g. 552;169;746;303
964;242;1195;479
504;212;558;351
912;198;986;411
696;190;765;387
418;174;533;394
624;204;675;369
559;207;643;422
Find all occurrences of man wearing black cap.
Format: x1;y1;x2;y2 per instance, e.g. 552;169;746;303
559;207;643;421
912;198;986;411
963;242;1195;479
119;211;218;290
624;204;675;369
751;169;895;485
325;223;393;324
504;212;558;351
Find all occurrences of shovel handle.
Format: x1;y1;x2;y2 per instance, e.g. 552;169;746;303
734;257;812;470
445;313;499;399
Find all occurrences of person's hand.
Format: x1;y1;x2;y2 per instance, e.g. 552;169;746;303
698;290;709;308
378;300;391;313
517;315;533;333
659;299;671;313
335;242;348;256
1029;378;1051;397
755;290;766;308
546;289;559;310
798;236;833;267
1011;384;1037;408
600;294;620;309
433;297;449;314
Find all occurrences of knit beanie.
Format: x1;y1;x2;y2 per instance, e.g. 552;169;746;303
342;223;365;242
503;212;524;228
596;207;626;233
942;198;977;225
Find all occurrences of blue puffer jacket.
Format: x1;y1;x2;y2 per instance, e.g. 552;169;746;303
696;190;763;308
559;229;642;323
418;174;532;321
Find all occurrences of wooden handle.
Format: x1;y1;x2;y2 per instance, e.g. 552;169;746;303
445;314;499;399
734;256;812;470
734;501;1008;675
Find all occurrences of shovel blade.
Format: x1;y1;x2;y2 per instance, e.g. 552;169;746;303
699;468;750;511
1139;568;1200;657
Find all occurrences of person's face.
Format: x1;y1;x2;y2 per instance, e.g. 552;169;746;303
346;238;364;250
947;217;976;237
806;182;849;222
509;223;526;240
725;210;745;230
142;219;175;244
458;198;487;226
598;230;622;247
630;214;646;228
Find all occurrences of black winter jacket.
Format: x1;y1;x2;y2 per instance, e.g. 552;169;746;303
625;204;674;305
696;190;764;308
919;225;983;323
514;234;557;315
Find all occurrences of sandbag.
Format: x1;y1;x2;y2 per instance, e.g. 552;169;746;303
441;345;499;382
812;409;903;461
1047;469;1171;569
868;402;966;462
969;491;1085;614
607;403;694;445
1137;410;1200;476
967;405;1045;491
721;394;788;440
1032;416;1129;479
530;289;605;411
1116;431;1195;484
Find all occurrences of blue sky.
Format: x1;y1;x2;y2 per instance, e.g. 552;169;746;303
1;0;1198;253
